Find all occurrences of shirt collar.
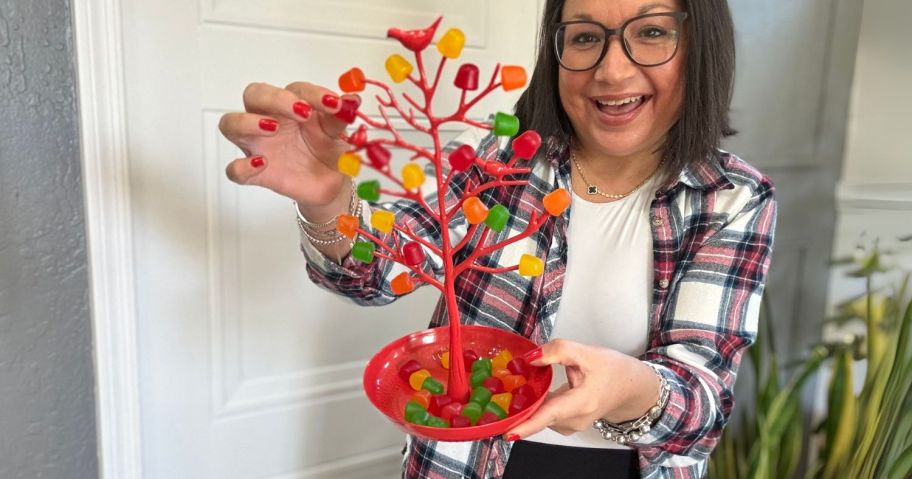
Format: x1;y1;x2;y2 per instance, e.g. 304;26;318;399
542;136;734;195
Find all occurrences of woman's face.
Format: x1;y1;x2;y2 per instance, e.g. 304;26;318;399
558;0;686;160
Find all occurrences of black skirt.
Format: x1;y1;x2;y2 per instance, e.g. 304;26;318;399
502;440;641;479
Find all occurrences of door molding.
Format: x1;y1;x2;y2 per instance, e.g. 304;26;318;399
72;0;144;477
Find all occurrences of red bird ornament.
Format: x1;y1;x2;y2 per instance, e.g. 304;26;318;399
387;16;443;52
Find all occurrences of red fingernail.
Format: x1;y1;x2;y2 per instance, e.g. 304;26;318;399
259;119;278;132
250;156;264;168
293;101;311;119
506;434;520;442
322;94;339;109
523;347;542;363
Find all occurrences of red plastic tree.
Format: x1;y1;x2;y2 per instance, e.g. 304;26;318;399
332;17;570;403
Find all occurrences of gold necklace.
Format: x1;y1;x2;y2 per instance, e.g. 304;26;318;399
571;150;665;200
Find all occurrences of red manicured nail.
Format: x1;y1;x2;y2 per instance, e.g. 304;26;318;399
293;101;311;119
258;118;278;132
523;347;543;363
506;434;520;442
250;156;264;168
322;94;339;109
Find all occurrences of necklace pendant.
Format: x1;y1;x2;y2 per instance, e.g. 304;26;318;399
587;185;598;195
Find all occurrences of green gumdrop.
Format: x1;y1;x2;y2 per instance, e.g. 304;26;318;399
426;416;450;428
471;358;492;374
461;402;483;425
470;386;493;407
357;180;381;202
470;369;490;388
484;401;507;420
404;400;429;425
485;204;509;232
351;241;375;263
422;377;444;395
493;112;520;137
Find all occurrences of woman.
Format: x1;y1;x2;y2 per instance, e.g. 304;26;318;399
218;0;776;477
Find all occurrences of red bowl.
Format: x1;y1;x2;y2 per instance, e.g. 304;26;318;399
363;325;552;442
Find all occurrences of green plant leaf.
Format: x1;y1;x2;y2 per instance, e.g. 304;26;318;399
886;444;912;479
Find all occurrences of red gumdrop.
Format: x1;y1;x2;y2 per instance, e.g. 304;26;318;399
448;144;476;171
440;402;463;422
512;384;535;399
428;394;454;416
402;242;426;266
334;98;359;124
463;350;479;372
509;392;534;416
511;130;542;160
398;359;422;382
476;412;501;426
507;358;528;376
482;377;504;394
450;415;473;428
454;63;480;91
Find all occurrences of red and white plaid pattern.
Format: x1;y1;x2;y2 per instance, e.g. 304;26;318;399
301;128;777;479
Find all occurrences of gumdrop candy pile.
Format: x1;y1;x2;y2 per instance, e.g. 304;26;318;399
400;348;538;427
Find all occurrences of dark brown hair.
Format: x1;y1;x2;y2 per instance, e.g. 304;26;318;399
514;0;737;179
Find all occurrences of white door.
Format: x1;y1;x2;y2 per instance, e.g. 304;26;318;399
116;1;542;477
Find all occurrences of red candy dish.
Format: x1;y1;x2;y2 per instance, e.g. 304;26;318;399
363;325;552;442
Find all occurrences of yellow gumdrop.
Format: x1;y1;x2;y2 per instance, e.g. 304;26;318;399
409;369;431;391
385;54;413;83
491;392;512;414
337;152;362;177
402;163;426;190
436;28;465;59
518;254;544;277
492;349;513;371
440;351;450;370
371;210;395;233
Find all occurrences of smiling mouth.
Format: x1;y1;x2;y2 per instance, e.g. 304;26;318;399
591;95;651;116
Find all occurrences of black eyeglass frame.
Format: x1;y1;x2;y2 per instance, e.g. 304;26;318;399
554;12;689;71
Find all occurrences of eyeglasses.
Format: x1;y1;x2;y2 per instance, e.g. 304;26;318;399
554;12;688;70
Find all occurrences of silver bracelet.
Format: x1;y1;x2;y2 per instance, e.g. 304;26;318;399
592;364;670;444
294;178;361;246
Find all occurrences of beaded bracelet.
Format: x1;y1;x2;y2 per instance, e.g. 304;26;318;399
592;364;670;445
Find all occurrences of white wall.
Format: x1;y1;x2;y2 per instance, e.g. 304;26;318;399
830;0;912;297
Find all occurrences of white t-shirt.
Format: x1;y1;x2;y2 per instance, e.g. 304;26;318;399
524;175;658;450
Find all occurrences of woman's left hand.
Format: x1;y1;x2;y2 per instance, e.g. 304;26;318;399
503;339;661;440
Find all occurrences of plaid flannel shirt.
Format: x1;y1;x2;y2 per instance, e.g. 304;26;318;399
301;127;777;479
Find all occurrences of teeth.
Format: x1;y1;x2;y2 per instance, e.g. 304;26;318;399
596;96;643;107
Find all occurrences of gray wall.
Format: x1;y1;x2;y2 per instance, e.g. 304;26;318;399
0;0;98;478
726;0;863;473
726;0;862;363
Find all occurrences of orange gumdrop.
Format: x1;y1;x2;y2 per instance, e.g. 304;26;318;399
411;390;432;410
492;368;511;381
339;67;366;93
501;65;527;91
502;374;527;392
463;197;489;225
391;272;415;295
543;189;571;216
336;214;360;239
491;392;512;413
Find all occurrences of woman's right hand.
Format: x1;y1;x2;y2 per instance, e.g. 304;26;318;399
218;81;359;210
